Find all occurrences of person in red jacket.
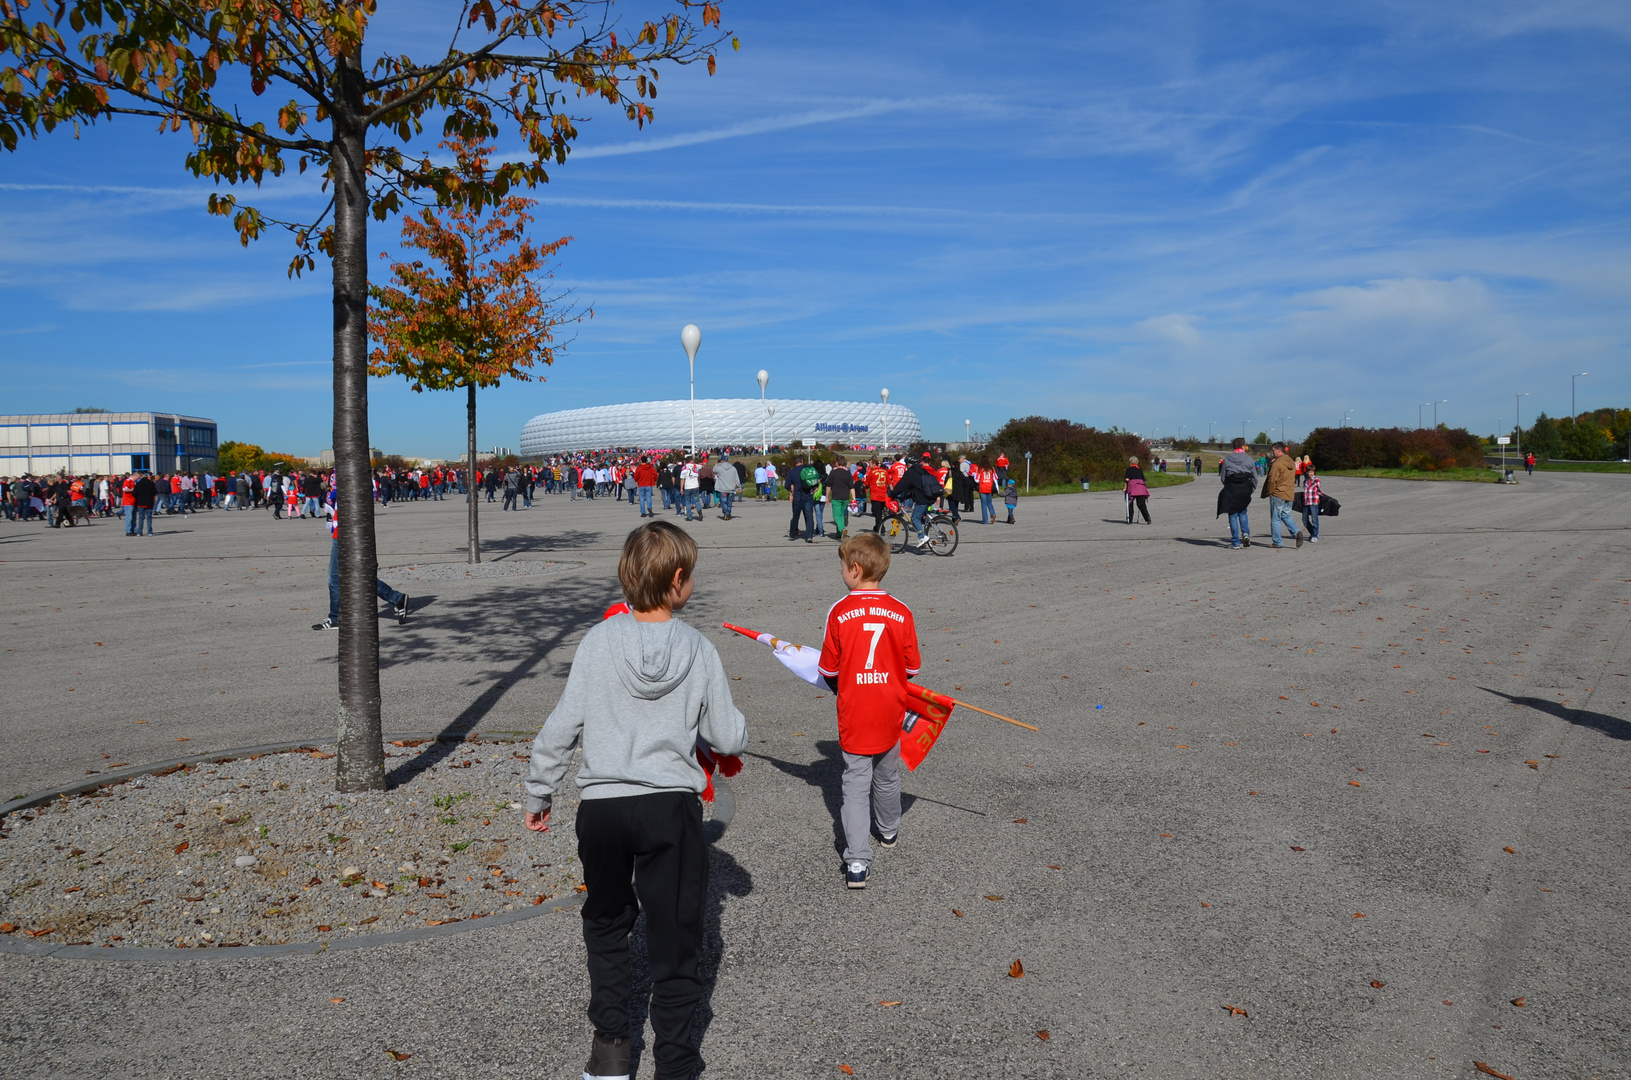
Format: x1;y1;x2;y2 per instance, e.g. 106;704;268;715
633;456;659;517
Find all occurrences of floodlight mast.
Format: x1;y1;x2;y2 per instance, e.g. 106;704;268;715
681;324;702;457
757;369;769;455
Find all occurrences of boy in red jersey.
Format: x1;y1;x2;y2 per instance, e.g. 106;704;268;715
818;533;922;889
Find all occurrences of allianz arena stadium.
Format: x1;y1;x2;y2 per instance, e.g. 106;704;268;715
519;399;922;456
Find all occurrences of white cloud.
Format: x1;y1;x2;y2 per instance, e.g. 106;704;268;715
1138;313;1204;347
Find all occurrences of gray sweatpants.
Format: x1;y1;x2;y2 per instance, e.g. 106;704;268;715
841;743;902;867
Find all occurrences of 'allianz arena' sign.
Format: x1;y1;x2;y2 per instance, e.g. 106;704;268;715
520;398;921;455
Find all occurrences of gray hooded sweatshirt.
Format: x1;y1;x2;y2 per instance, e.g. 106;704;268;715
525;613;746;814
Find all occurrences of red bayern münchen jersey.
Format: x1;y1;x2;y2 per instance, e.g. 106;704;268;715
819;589;922;754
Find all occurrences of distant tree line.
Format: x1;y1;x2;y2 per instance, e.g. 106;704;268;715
1519;409;1630;461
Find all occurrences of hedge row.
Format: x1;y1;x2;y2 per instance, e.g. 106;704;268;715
986;416;1150;487
1302;426;1484;471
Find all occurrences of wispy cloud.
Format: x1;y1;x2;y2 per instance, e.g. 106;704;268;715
0;323;57;337
568;97;966;158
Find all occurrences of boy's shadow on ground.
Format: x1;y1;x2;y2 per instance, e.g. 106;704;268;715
748;742;923;858
1481;687;1630;740
621;832;754;1078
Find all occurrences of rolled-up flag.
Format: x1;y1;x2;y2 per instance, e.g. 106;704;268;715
721;622;1034;771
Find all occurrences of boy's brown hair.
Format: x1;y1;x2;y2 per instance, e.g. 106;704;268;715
619;520;698;611
837;532;890;584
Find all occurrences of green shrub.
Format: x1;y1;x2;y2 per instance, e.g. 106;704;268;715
986;416;1149;487
1304;425;1483;471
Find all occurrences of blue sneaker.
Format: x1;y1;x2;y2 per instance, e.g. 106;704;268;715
877;831;898;849
845;862;868;889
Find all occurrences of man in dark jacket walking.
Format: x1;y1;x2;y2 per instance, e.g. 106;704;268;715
787;458;818;542
132;472;158;536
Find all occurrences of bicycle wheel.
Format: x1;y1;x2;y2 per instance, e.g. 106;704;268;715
883;513;911;554
925;514;959;556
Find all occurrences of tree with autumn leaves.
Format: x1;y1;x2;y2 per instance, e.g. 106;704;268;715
369;136;583;565
0;0;733;792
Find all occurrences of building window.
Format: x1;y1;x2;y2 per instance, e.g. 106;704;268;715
131;453;151;471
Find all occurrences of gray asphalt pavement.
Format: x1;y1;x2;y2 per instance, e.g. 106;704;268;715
1;472;1627;1079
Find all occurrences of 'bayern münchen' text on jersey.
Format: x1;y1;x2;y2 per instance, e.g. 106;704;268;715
819;589;922;754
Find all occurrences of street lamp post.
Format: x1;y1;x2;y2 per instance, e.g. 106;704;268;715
1432;399;1447;428
1516;391;1530;454
1208;420;1216;444
1418;402;1429;429
1241;420;1248;443
1572;372;1588;426
1024;451;1032;493
1275;416;1290;443
1343;409;1355;428
881;388;890;454
756;369;769;455
681;324;701;457
766;404;776;452
965;419;971;446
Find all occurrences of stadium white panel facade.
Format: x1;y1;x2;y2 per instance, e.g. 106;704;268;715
520;399;922;455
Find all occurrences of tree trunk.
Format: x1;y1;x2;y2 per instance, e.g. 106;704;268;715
467;382;480;564
332;51;385;793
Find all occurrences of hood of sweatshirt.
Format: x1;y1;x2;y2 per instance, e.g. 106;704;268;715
606;615;700;700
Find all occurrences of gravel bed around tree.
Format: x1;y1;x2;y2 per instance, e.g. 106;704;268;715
0;740;639;950
379;560;584;583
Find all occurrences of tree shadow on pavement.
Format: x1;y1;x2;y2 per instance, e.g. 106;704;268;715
1480;687;1630;740
384;575;608;788
474;529;608;559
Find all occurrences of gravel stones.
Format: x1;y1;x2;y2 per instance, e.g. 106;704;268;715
0;740;610;950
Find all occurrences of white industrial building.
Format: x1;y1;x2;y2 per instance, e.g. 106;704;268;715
520;399;922;456
0;412;218;476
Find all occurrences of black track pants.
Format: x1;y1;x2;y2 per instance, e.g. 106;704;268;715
577;791;708;1080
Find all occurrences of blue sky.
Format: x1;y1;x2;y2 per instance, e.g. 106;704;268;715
2;1;1628;456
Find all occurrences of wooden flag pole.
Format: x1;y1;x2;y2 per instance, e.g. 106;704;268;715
949;699;1038;731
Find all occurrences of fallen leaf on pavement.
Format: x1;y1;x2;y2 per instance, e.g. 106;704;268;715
174;841;189;854
331;997;345;1004
357;916;379;926
1200;902;1210;907
1291;846;1305;852
839;1065;854;1075
879;1001;901;1007
1353;912;1365;918
952;909;964;917
1371;981;1385;989
1473;1063;1515;1080
1013;818;1028;824
985;895;1003;901
1222;1005;1248;1017
1349;781;1362;787
1525;761;1539;770
315;925;333;932
1443;1000;1454;1006
1036;1029;1051;1041
1545;754;1559;759
575;884;588;892
25;927;54;937
1504;846;1516;854
1009;959;1025;978
1160;833;1173;838
1047;864;1061;870
385;1050;412;1061
1511;997;1526;1007
0;924;14;934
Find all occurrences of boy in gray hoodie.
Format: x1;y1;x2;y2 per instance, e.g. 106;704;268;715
525;520;747;1080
